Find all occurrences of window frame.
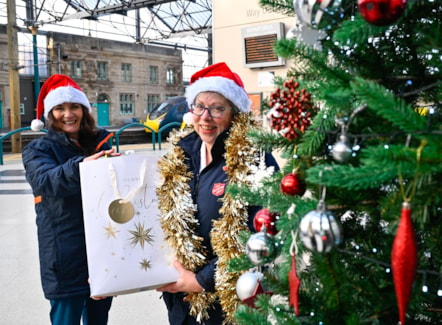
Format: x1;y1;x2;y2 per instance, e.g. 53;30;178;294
97;61;108;80
147;94;161;113
71;60;82;78
166;67;175;85
121;63;132;82
119;93;135;115
149;66;159;84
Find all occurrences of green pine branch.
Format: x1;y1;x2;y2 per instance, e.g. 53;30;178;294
351;77;427;134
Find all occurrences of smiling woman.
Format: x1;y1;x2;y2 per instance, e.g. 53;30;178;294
50;103;84;139
22;74;117;325
156;62;280;324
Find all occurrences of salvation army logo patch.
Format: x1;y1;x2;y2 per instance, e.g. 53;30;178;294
212;183;226;196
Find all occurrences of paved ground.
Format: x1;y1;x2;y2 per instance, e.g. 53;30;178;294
0;143;170;325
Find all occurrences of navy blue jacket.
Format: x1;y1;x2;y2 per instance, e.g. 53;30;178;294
22;129;113;300
162;128;279;324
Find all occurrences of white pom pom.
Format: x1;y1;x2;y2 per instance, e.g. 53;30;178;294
31;119;44;132
182;112;194;126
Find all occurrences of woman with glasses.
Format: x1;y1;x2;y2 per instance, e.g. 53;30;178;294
156;62;279;324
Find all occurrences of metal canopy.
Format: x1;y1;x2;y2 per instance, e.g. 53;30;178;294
21;0;212;42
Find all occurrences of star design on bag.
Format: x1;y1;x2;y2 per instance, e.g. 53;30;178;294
139;258;152;271
129;222;154;249
104;222;119;239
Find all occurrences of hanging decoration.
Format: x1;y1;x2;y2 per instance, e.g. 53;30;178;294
391;201;417;325
280;172;306;196
245;230;276;266
358;0;407;26
299;185;343;253
331;134;352;163
330;116;353;163
268;78;316;141
236;270;272;308
253;208;278;235
288;230;301;315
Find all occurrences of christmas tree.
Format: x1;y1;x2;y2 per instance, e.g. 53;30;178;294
229;0;441;324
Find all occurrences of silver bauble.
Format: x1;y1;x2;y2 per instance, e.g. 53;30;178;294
299;208;343;253
236;270;263;301
245;231;275;265
294;0;344;30
331;134;352;163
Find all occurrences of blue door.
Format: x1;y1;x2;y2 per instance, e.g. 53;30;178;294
97;102;109;126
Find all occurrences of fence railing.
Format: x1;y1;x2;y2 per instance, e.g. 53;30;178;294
0;122;184;165
112;123;156;153
0;127;48;165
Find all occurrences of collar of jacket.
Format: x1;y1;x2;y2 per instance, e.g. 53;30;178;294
178;127;231;170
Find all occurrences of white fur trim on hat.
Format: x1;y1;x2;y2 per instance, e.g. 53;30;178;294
43;86;91;119
185;76;251;113
30;119;44;132
182;112;194;126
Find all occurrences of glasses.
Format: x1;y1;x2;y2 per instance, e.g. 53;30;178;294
190;103;230;118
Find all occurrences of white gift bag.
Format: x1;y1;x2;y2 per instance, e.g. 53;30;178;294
80;154;178;297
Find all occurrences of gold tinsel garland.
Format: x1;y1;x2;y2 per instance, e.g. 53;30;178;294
157;113;259;324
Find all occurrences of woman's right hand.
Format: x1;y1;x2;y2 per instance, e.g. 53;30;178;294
156;260;204;294
84;149;121;162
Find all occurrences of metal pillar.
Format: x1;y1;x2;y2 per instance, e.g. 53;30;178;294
30;26;41;105
7;0;22;152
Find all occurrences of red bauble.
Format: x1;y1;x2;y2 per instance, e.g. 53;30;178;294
358;0;407;26
253;208;278;235
280;173;306;196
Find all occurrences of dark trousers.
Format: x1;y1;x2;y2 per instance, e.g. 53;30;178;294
50;295;113;325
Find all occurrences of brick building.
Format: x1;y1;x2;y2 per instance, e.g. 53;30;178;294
0;24;183;129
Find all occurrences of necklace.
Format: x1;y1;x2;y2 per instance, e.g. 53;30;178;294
157;113;259;323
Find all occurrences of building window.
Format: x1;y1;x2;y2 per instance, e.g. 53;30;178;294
149;66;158;84
97;62;107;80
121;63;132;82
166;67;175;85
147;94;160;112
71;60;82;78
120;93;134;115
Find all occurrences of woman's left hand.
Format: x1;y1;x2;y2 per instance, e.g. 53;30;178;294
84;149;121;162
156;260;204;293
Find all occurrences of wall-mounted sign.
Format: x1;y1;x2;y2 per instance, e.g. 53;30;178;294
242;23;285;69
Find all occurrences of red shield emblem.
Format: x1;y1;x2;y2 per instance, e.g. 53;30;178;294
212;183;226;196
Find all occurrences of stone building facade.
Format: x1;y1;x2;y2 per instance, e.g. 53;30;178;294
0;24;183;129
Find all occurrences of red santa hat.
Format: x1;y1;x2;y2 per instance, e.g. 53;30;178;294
185;62;251;113
31;74;91;131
